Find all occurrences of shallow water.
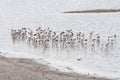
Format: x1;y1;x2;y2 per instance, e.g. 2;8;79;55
0;0;120;79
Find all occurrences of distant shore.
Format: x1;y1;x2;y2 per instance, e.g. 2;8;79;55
0;56;112;80
63;9;120;13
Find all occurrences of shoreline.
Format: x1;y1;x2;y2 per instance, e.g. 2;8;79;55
63;9;120;13
0;56;112;80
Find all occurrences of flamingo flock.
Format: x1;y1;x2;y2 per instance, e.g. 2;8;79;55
10;27;117;53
